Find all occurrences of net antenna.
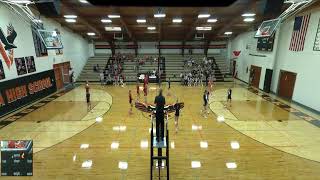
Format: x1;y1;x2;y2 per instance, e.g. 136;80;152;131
0;0;43;29
255;0;314;38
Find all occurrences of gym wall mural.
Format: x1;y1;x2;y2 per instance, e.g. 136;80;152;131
0;23;17;72
0;23;57;117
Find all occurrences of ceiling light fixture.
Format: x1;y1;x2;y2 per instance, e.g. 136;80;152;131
137;19;146;23
105;26;122;31
147;26;156;30
64;15;77;19
198;14;210;18
242;13;256;17
207;18;218;23
154;13;166;18
108;14;121;18
101;19;112;23
196;26;212;31
244;18;255;22
79;0;89;3
224;31;233;35
65;19;76;23
9;0;32;3
172;18;182;23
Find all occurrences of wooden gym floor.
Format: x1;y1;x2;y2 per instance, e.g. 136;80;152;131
1;81;320;179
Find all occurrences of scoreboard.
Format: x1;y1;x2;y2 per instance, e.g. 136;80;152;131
257;33;275;52
1;140;33;176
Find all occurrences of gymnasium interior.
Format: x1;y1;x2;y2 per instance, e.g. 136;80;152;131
0;0;320;179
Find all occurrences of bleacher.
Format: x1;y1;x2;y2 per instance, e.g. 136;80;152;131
77;54;109;82
162;54;185;82
208;54;233;82
77;53;232;83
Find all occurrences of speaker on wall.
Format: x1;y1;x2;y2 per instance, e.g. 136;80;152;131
35;0;61;17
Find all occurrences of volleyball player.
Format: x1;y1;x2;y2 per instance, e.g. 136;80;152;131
227;88;232;107
85;81;91;111
143;82;148;103
129;90;133;114
201;90;209;118
136;80;140;100
174;99;181;133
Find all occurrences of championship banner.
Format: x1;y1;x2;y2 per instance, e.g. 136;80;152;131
0;70;57;117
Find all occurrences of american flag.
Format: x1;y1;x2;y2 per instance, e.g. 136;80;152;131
289;14;311;51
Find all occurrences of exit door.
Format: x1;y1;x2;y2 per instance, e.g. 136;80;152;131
278;70;297;99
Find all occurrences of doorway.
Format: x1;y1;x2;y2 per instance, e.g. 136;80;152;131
278;70;297;99
250;65;262;89
232;60;236;77
53;62;71;90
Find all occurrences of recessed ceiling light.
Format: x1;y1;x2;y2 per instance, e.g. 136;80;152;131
10;0;31;3
147;26;156;30
65;19;76;23
244;18;255;22
137;19;146;23
154;13;166;18
242;13;256;17
101;19;112;23
87;32;95;36
207;18;218;23
108;14;120;18
105;26;122;31
172;18;182;23
33;19;42;23
196;26;212;31
64;15;77;19
224;31;233;35
79;0;89;3
198;14;210;18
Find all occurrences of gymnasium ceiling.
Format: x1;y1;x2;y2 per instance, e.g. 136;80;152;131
50;0;288;42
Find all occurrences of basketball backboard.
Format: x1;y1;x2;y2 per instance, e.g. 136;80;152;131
37;30;63;49
254;18;280;38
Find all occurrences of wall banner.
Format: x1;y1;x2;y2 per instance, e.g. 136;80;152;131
0;70;57;117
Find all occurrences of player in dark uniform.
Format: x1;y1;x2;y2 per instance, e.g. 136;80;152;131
174;99;181;133
129;90;133;114
143;82;148;103
227;88;232;107
136;80;140;100
154;89;166;143
85;81;91;111
201;90;209;118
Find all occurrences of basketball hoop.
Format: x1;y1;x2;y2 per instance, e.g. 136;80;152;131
255;0;314;38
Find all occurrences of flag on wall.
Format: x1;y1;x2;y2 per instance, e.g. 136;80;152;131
289;14;311;51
